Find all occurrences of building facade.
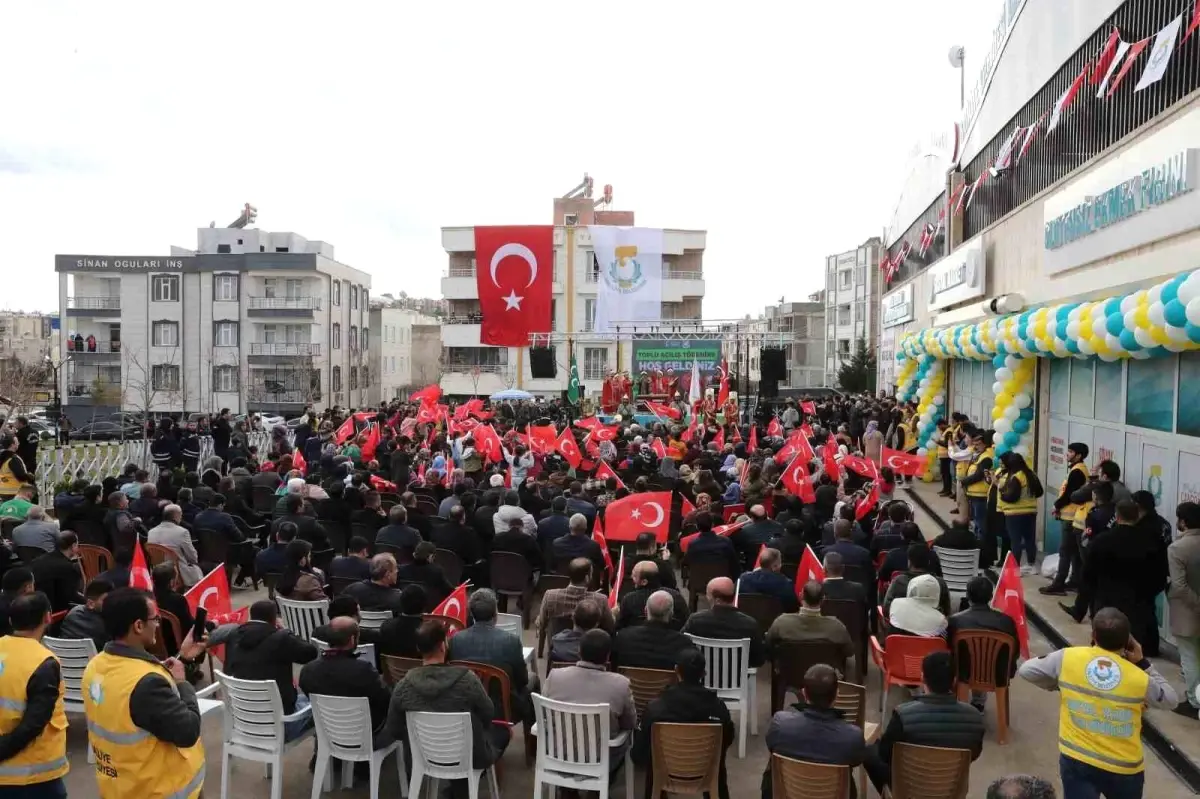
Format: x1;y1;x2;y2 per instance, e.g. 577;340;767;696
439;196;706;398
0;313;58;407
824;238;883;386
56;229;371;421
368;304;441;404
762;297;827;389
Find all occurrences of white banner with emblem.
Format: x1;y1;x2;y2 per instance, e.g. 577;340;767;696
590;226;663;333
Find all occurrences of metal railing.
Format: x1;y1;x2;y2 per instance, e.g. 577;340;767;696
249;343;321;356
66;381;120;399
67;341;122;355
447;265;475;277
443;363;505;374
246;390;310;403
444;313;483;325
665;270;703;281
67;297;120;311
247;297;322;310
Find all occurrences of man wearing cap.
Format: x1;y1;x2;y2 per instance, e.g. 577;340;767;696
1042;443;1092;597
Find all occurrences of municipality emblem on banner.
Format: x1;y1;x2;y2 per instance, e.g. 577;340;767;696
604;245;646;294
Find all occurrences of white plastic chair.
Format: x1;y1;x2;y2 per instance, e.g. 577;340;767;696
44;636;97;763
934;547;981;606
530;693;634;799
277;596;330;641
311;639;378;671
495;613;523;638
406;711;500;799
309;694;406;799
359;609;393;631
686;635;751;758
214;670;315;799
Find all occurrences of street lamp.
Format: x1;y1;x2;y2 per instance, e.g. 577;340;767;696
948;46;966;109
44;354;71;422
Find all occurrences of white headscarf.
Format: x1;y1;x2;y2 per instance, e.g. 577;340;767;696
888;574;947;638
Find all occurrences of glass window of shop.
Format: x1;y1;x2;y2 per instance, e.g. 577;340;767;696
951;360;995;428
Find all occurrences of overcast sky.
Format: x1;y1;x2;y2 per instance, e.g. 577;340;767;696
1;0;1001;319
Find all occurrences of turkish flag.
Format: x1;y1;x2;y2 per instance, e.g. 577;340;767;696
595;460;625;489
574;416;603;431
433;583;470;627
555;428;582;469
795;544;826;595
753;544;766;569
679;518;747;553
130;541;152;591
410;384;442;404
474;424;504;464
334;416;357;445
712;427;725;449
748;425;758;452
608;548;625;610
360;424;381;462
416;404;440;425
855;482;880;521
680;496;696;519
645;400;681;420
681;417;696;443
800;423;814;439
651;438;667;459
603;491;672;543
781;455;816;503
767;417;782;437
592;516;614;574
474;225;554;346
591;425;619;442
528;424;558;454
369;475;398;493
800;401;816;416
184;564;248;659
882;447;926;477
843;454;879;481
992;553;1031;659
822;438;841;478
292;448;307;476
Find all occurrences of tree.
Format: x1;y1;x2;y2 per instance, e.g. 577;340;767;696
837;338;877;394
0;357;52;418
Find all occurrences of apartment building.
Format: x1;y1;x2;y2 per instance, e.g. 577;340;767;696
824;238;882;385
368;303;441;404
0;313;58;401
56;228;371;422
763;296;827;389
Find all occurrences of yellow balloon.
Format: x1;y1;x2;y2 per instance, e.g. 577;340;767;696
1151;326;1170;345
1080;320;1093;339
997;392;1013;406
1135;308;1150;328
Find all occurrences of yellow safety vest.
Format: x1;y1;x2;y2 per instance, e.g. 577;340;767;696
937;425;953;458
0;457;24;498
1074;500;1094;531
82;652;205;799
997;470;1038;515
0;636;68;785
1058;645;1148;775
964;448;994;498
1058;463;1091;521
897;423;913;453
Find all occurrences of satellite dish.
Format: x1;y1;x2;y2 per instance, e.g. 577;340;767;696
948;46;965;68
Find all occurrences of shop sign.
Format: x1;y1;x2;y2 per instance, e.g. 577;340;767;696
927;239;986;311
56;255;190;272
882;284;914;328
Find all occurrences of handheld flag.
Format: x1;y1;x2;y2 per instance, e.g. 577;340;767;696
592;515;615;575
822;438;841;479
651;438;667;459
753;544;765;569
360;424;381;462
567;354;581;405
555;428;583;469
595;460;626;490
603;491;672;543
679;517;748;554
842;454;879;480
433;583;470;627
795;544;826;595
410;384;442;404
712;426;725;449
688;358;702;406
608;548;625;610
748;425;758;452
130;541;152;590
881;447;927;477
854;482;880;521
644;399;681;421
767;417;782;437
992;553;1031;659
800;401;816;416
334;416;357;445
292;447;307;476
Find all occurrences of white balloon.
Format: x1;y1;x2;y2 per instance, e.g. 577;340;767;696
1066;320;1081;338
1165;339;1189;352
1106;333;1124;352
1120;294;1136;313
1099;351;1120;362
1149;302;1166;327
1123;310;1138;331
1013;393;1032;409
1130;349;1152;359
1004;405;1020;420
1167;324;1190;343
1187;297;1200;327
1092;304;1109;323
932;395;945;405
1014;445;1031;458
994;418;1013;435
996;367;1013;381
1053;342;1070;358
1134;327;1155;348
1148;284;1164;305
1068;307;1083;321
916;447;928;456
1005;355;1020;369
992;381;1005;395
1078;338;1095;355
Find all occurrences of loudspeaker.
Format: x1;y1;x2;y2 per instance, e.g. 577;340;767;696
759;379;778;398
530;347;557;379
760;348;786;382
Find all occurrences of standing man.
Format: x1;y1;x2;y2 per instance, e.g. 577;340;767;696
13;418;39;479
0;592;69;798
1041;443;1091;597
1019;607;1177;798
1168;501;1200;717
83;587;208;799
211;408;232;469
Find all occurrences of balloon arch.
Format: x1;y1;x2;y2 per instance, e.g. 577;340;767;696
893;268;1200;466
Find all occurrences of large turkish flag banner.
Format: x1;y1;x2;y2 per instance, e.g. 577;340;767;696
603;491;673;543
474;226;554;346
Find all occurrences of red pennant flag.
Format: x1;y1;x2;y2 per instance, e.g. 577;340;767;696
474;424;504;464
433;583;470;627
855;482;880;521
712;427;725;450
679;518;747;554
292;447;307;476
608;548;625;610
1091;27;1122;84
130;540;152;591
369;475;398;493
555;428;582;469
1016;114;1045;164
991;553;1031;660
822;438;840;479
1187;0;1200;43
595;460;625;490
644;399;681;421
767;417;782;437
334;416;357;445
800;401;816;416
881;447;926;477
410;384;442;404
360;424;381;462
651;438;667;459
1048;64;1090;132
795;544;826;595
473;226;554;346
753;544;765;570
593;516;615;575
602;491;672;543
781;455;816;503
842;454;879;481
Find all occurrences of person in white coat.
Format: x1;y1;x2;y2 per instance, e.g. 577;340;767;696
147;504;204;586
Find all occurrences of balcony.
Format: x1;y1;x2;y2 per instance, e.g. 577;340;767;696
66;341;122;361
66;297;121;316
441;266;561;300
246;389;313;407
443;362;506;374
248;343;321;358
247;296;321;317
65;380;122;406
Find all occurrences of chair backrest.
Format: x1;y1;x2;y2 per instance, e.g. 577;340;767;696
933;548;980;594
215;670;287;754
951;628;1016;691
374;543;413;565
406;711;475;780
650;723;723;795
15;546;46;566
329;576;359;597
144;543;176;568
531;693;612;777
685;559;731;594
251;486;278;513
196;528;231;565
263;571;281;601
0;517;21;540
148;608;186;660
71;518;108;547
434;549;464;586
310;548;336;575
772;641;847;690
309;694;374;758
883;636;949;682
490;551;532;593
43;636;97;703
350;523;378;545
452;660;512;722
322;520;350;555
890;742;972;799
359;609;393;631
770;753;851;799
382;654;423;685
416;497;439;517
736;592;784;636
618;667;679;719
833;681;866;728
842;563;871;589
821;599;866;650
686;635;750;694
495;612;523;638
311;638;377;669
277;596;330;641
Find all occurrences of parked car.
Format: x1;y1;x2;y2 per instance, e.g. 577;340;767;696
70;421;143;441
25;419;58;441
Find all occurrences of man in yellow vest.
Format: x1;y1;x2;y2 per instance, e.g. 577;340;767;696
82;586;208;799
1019;607;1177;798
1042;442;1093;597
0;592;68;798
935;418;953;497
960;432;994;546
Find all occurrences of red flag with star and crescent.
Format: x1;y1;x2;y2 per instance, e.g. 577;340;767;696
474;226;554;346
130;540;152;590
712;427;725;449
882;447;926;477
592;514;615;574
822;437;841;478
679;518;748;553
842;454;879;481
855;482;880;521
595;460;625;490
556;428;582;469
795;544;826;594
767;417;782;437
800;401;816;416
992;553;1031;659
184;564;248;659
334;416;357;445
608;548;625;609
781;455;816;503
603;491;672;543
433;583;470;627
474;424;504;464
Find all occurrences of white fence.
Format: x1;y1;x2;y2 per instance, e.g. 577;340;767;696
35;431;277;507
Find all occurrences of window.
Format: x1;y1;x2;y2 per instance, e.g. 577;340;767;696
214;274;238;301
152;321;179;348
1126;356;1175;433
837;339;850;357
838;271;851;290
332;323;341;349
332;280;341;306
351;286;358;309
216;244;231;254
855;266;866;286
332;366;342;392
262;324;277;344
152;275;179;302
263;278;277;298
214;321;238;347
350;367;358;390
213;366;238;392
286;279;302;299
361;328;369;351
363;289;368;306
583;347;608;380
836;305;850;326
151;365;180;391
361;367;369;387
350;325;358;351
584;299;596;331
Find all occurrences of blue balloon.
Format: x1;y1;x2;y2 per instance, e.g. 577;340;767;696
1166;299;1187;328
1105;297;1123;316
1119;329;1140;351
1013;418;1031;434
1056;320;1069;339
1146;346;1170;359
992;355;1006;368
1004;431;1021;447
1019;407;1034;420
1162;280;1180;305
996;342;1008;356
1188;323;1200;344
1055;306;1070;322
1017;323;1029;340
1106;313;1125;337
995;444;1009;457
1066;339;1081;354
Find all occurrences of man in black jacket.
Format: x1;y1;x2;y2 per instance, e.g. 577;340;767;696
29;532;84;612
617;561;688;630
59;578;112;651
682;576;765;668
820;520;874;583
864;651;985;793
210;600;319;740
300;616;393;747
737;547;800;613
375;506;421;554
627;532;677;590
551;514;606;577
432;506;484;582
343;554;405;614
12;417;39;477
683;512;740;579
536;497;572;557
732;505;784;566
330;537;372;581
613;590;696;670
492;516;544;572
947;576;1019;711
633;647;734;799
212;408;232;464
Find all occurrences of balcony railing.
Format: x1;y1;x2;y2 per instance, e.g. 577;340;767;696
443;363;506;374
446;265;560;281
66;380;121;399
445;313;483;325
66;341;122;354
67;297;120;311
247;389;311;403
247;297;322;310
249;343;321;356
665;270;703;281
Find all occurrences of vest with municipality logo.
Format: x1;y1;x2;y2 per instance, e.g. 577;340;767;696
1058;645;1148;775
0;636;68;785
82;652;205;799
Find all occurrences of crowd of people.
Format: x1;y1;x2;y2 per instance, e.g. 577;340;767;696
0;389;1190;797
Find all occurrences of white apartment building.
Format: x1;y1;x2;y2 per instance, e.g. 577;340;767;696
824;238;882;385
56;228;371;421
762;298;827;389
439;200;707;398
368;304;441;405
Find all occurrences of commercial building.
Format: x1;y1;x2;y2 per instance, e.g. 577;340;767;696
824;238;883;386
761;297;827;389
368;302;441;404
56;227;371;421
439;182;706;397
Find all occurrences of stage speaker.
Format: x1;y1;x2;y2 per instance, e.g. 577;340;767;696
760;348;787;382
530;347;557;379
759;379;778;398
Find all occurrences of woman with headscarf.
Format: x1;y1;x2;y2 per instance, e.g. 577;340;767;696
997;452;1044;576
276;537;326;601
863;420;884;462
887;574;948;643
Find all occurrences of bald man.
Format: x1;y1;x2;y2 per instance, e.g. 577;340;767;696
616;560;689;631
299;615;395;747
682;577;765;667
731;504;784;566
613;589;697;670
